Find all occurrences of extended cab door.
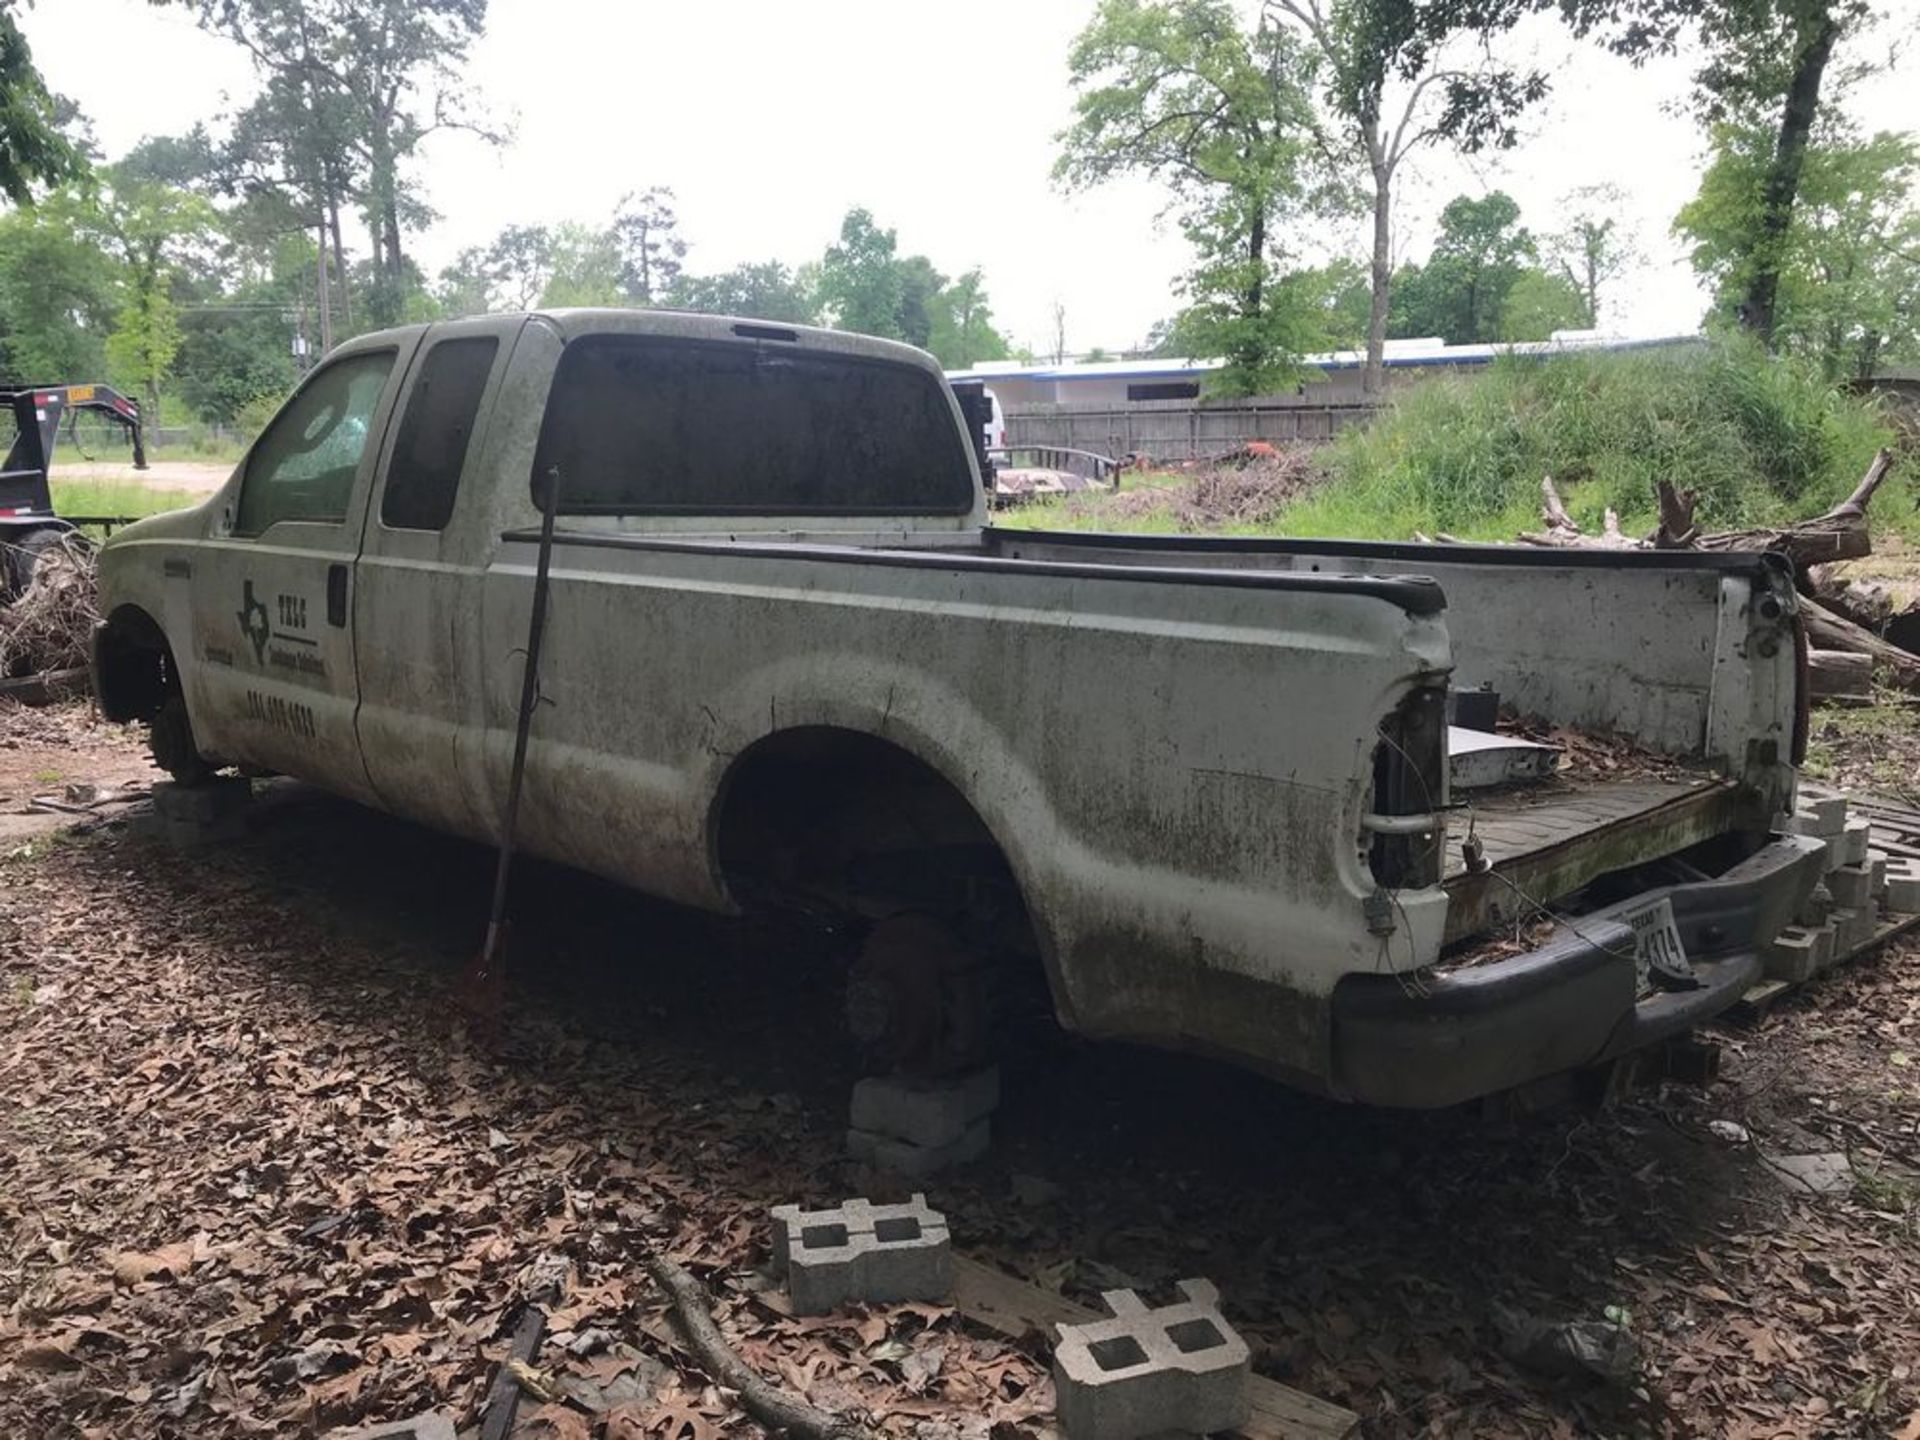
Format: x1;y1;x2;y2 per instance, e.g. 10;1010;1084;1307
352;316;525;838
184;338;418;801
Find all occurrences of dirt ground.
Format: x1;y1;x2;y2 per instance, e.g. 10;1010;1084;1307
0;701;159;846
57;458;232;496
0;703;1916;1439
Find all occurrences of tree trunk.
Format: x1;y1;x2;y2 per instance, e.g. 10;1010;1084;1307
315;222;333;354
1740;5;1839;347
1245;205;1266;318
328;199;353;330
1365;149;1391;395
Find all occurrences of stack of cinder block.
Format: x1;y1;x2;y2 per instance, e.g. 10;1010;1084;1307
847;1066;998;1177
769;1194;953;1314
148;778;252;848
1051;1279;1252;1440
1766;791;1907;983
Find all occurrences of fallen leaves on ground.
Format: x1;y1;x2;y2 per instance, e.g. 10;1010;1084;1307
0;708;1915;1438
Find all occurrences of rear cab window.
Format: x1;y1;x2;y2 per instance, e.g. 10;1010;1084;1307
530;335;974;515
382;336;499;531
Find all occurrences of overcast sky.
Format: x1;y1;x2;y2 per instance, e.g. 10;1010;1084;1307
21;0;1920;355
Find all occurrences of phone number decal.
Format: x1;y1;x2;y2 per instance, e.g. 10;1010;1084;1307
245;689;316;741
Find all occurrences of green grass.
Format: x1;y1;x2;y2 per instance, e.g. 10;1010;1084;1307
150;434;247;464
1282;338;1908;543
48;478;197;525
1009;341;1910;545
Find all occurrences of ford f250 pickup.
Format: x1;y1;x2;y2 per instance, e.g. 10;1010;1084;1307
92;310;1824;1107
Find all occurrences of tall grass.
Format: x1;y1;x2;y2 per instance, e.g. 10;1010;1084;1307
47;478;198;524
1280;338;1905;542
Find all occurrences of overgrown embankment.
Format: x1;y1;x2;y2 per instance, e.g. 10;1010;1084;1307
1010;340;1911;543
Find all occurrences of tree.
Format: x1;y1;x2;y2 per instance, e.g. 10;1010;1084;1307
894;254;945;349
1678;123;1920;377
0;189;117;380
1349;0;1876;348
96;168;218;425
440;224;554;312
538;223;625;308
818;208;905;339
1272;257;1374;349
437;221;629;314
0;0;86;203
1055;0;1322;394
1266;0;1481;392
1551;183;1636;327
926;268;1011;368
1497;269;1589;340
665;261;818;324
195;0;499;327
611;187;685;305
1390;190;1537;342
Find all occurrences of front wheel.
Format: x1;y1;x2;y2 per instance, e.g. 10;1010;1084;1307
149;693;215;785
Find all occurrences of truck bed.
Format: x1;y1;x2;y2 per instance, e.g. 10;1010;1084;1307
1440;773;1743;943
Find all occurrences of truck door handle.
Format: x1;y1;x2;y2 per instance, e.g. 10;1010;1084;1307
327;563;348;627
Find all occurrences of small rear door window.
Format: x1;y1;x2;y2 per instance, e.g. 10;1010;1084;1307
530;335;975;515
382;336;498;531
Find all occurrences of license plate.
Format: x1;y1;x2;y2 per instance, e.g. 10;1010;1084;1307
1621;897;1689;988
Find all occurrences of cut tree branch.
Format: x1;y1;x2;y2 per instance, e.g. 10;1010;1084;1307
645;1253;880;1440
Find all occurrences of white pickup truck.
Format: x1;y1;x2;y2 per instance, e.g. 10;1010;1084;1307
93;310;1823;1107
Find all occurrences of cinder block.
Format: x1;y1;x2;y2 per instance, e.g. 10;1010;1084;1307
847;1118;989;1178
1794;881;1834;928
1822;837;1847;874
1886;856;1920;914
152;777;251;823
150;778;250;846
850;1067;999;1149
1782;795;1847;838
1053;1279;1250;1440
1827;907;1876;963
1828;862;1875;910
770;1194;952;1314
1840;820;1872;866
1868;851;1889;900
1763;925;1826;983
331;1413;455;1440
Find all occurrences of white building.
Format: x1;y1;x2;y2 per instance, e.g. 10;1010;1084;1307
948;332;1699;410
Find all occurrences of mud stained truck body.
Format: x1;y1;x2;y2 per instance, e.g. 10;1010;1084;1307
92;310;1822;1107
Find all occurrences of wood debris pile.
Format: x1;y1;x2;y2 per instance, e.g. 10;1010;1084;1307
1516;451;1920;692
0;535;98;677
1102;448;1319;530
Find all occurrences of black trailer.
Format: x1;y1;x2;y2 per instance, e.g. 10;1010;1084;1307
1;383;147;599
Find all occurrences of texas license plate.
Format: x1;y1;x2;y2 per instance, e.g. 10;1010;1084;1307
1621;897;1689;988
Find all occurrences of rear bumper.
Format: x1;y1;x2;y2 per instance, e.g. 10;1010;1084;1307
1330;834;1826;1108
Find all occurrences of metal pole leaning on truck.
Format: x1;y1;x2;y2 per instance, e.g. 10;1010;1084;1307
466;463;563;1027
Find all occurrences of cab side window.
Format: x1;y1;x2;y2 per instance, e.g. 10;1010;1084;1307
235;351;395;536
382;337;498;531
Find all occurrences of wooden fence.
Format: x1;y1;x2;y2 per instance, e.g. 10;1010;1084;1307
1005;397;1379;461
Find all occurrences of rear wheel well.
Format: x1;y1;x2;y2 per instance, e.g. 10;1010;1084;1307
712;726;1046;1073
94;604;176;722
712;726;1034;951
